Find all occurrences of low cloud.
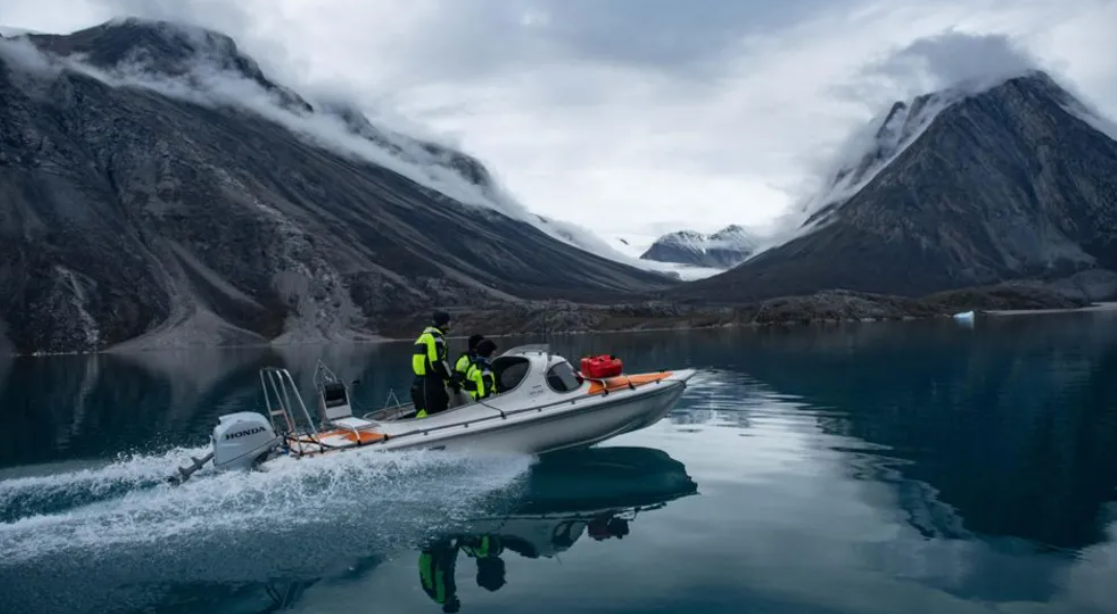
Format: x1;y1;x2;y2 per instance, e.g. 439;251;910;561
862;30;1042;98
3;0;1117;245
0;33;60;76
748;29;1077;252
0;24;669;274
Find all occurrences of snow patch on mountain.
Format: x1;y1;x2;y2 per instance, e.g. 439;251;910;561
640;225;760;269
601;233;720;279
797;92;953;231
708;225;761;252
650;230;706;254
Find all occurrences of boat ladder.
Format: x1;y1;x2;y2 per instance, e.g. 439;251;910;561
259;366;318;438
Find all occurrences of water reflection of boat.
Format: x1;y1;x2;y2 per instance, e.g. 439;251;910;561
505;445;699;514
258;445;698;613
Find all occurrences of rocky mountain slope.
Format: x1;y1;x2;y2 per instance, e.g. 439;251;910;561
0;18;673;355
640;225;759;268
674;71;1117;303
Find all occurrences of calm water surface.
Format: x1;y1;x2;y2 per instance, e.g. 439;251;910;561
1;313;1116;614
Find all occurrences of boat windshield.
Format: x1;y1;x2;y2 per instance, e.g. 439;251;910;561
546;360;583;393
493;356;531;392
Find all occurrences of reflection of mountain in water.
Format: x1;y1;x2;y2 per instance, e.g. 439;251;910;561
0;348;267;467
256;446;698;614
730;314;1117;602
0;342;418;469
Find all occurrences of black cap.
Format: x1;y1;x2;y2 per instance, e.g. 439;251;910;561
476;338;497;357
468;334;485;350
432;310;451;327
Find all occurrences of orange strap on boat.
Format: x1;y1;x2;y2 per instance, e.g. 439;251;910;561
586;372;672;395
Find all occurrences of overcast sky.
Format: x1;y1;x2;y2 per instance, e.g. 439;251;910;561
2;0;1116;239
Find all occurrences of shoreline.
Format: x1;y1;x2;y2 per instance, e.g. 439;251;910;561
5;298;1113;360
983;301;1117;316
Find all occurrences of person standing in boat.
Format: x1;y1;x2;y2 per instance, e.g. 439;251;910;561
463;339;498;401
412;310;459;419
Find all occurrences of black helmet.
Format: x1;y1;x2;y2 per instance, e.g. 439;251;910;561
432;310;451;328
475;338;497;357
467;334;485;350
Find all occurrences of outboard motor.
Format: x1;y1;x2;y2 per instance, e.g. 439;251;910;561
212;411;281;472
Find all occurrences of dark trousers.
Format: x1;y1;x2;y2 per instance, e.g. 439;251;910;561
412;375;449;415
410;377;426;412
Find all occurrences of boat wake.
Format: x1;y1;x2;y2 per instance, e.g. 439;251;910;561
0;444;533;613
0;445;213;523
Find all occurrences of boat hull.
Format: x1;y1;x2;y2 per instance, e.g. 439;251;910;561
374;378;689;456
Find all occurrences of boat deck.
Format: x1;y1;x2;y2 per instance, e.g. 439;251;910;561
284;417;387;454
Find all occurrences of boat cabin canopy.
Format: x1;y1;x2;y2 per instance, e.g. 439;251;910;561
313;344;593;426
491;344;585;395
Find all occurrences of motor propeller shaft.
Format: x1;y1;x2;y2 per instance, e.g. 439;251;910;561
167;451;215;486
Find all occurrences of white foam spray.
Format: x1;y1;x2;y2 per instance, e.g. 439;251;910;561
0;444;533;613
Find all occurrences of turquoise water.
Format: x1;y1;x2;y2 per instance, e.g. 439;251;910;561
1;313;1116;613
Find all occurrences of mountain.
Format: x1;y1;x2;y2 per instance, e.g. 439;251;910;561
674;71;1117;304
0;18;672;355
640;225;759;268
795;93;947;232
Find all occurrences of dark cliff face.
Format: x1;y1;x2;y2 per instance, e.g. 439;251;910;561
29;19;498;197
675;71;1117;303
0;20;670;354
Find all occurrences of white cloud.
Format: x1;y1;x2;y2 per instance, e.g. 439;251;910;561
864;30;1041;96
2;0;1116;242
0;31;58;75
0;28;662;273
0;25;38;36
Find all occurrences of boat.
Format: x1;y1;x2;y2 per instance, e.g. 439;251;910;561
170;344;697;484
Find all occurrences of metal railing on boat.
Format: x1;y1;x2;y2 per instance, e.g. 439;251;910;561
259;367;318;437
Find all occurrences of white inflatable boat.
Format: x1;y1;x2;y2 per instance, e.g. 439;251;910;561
170;344;697;483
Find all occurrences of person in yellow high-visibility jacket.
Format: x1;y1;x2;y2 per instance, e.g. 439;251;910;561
411;311;458;418
463;339;498;401
454;334;485;380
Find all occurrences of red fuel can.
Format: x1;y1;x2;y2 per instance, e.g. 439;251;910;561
580;354;623;378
